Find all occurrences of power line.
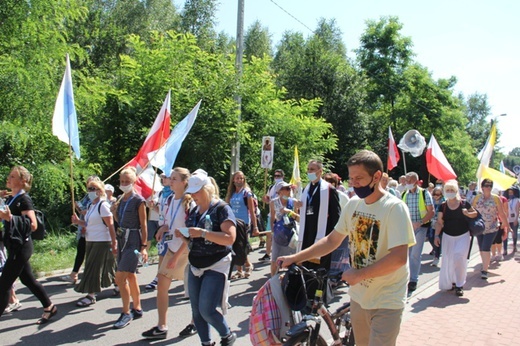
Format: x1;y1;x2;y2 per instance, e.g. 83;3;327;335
269;0;315;34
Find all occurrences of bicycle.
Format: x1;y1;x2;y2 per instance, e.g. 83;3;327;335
282;264;355;346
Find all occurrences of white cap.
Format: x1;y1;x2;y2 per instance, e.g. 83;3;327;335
193;168;208;176
104;184;115;192
186;171;210;194
275;181;291;193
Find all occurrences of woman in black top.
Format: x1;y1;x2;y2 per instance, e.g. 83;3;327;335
0;166;57;323
177;171;237;346
434;179;477;296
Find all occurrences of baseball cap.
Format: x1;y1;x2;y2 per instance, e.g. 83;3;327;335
193;168;208;176
275;181;291;193
104;184;115;192
186;171;210;194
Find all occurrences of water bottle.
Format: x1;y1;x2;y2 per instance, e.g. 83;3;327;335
283;213;291;226
204;214;212;231
134;249;149;267
0;198;5;211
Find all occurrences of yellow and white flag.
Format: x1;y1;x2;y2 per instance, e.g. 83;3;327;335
290;146;302;199
476;122;515;191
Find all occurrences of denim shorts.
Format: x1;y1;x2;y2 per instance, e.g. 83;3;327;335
477;231;497;251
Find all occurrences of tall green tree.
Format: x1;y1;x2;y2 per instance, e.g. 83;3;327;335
244;20;272;61
465;92;492;153
273;19;367;178
356;16;414;113
180;0;218;51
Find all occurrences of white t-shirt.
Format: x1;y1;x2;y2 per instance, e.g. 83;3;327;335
335;192;415;310
157;192;172;226
164;197;189;252
508;197;520;223
85;200;113;242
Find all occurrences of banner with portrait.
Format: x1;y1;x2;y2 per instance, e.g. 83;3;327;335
261;136;274;169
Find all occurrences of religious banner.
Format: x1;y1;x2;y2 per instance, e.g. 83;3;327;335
261;136;274;169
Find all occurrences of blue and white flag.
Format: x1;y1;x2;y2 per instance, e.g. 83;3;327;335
52;54;80;159
148;100;202;176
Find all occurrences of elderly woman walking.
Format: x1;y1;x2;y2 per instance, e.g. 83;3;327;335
71;180;117;307
434;180;477;296
471;178;510;280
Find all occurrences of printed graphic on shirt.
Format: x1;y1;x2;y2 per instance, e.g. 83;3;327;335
348;210;380;271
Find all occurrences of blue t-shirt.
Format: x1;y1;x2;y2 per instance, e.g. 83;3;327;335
230;189;251;224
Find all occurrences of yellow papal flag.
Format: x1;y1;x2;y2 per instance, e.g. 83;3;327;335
290;146;302;199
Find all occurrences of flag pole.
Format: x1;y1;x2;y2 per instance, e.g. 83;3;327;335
103;158;134;183
263;168;268;208
150;167;158;200
68;134;76;217
402;149;407;174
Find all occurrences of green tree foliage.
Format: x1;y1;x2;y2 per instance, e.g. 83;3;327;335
239;55;337;194
244;20;273;61
180;0;218;51
272;19;367;178
356;16;414;110
356;17;477;184
465;93;492;153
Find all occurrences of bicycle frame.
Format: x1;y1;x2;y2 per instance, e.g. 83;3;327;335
283;265;354;346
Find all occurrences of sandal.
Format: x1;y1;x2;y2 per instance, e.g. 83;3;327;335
244;265;254;278
59;274;77;284
76;295;96;307
37;304;58;325
230;271;245;280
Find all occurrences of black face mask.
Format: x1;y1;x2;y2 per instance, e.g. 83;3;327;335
353;176;375;199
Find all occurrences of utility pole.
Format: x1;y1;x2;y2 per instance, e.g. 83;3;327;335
231;0;244;174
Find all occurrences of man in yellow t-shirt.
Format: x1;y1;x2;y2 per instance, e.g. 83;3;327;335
279;150;415;346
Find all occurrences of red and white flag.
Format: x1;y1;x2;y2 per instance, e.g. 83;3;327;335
426;135;457;182
387;126;400;171
127;90;171;199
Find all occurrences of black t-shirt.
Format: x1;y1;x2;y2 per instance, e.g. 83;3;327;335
441;200;471;237
6;193;34;217
3;193;34;246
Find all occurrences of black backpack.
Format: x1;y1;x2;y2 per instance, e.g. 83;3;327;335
32;209;47;240
232;218;250;266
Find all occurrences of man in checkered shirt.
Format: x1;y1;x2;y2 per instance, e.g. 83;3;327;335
401;172;434;293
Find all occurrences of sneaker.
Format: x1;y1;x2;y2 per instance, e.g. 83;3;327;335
4;301;22;313
145;279;158;290
259;254;271;262
113;313;132;329
221;332;237;346
430;258;439;267
498;254;504;262
131;308;143;319
179;323;197;337
481;271;488;280
142;326;167;340
407;281;417;292
455;287;464;296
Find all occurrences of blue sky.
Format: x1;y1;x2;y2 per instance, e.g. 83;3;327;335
176;0;519;155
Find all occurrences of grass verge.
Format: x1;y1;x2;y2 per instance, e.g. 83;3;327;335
31;229;159;277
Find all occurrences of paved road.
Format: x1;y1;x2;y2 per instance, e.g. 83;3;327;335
0;238;479;345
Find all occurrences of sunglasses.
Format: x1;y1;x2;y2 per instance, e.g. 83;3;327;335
87;187;98;191
274;175;282;178
433;194;441;196
482;184;493;188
